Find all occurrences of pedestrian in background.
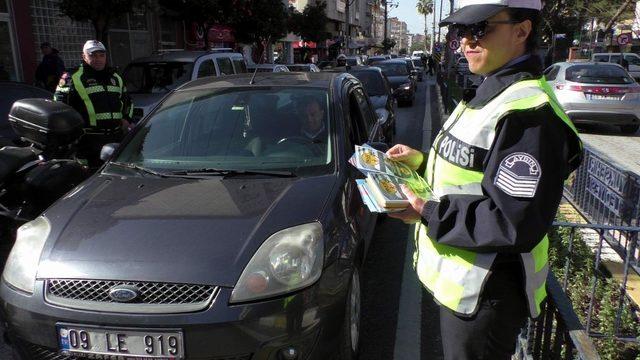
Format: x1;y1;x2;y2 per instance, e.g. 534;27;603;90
54;40;133;168
427;54;436;75
387;0;583;359
35;42;65;92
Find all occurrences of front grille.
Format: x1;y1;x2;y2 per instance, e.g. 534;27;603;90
45;279;217;313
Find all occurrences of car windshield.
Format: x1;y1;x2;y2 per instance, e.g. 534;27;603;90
374;63;408;76
124;62;194;94
352;71;386;96
565;65;634;84
115;87;333;175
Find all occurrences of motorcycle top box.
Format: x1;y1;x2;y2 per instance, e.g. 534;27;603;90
8;99;84;149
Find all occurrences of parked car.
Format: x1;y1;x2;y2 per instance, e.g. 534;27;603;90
347;66;397;143
0;72;387;360
247;64;291;73
345;56;364;67
370;59;416;106
412;50;425;58
545;62;640;133
0;82;52;145
286;63;321;72
455;57;471;74
410;57;425;81
123;49;247;122
317;60;337;70
592;52;640;80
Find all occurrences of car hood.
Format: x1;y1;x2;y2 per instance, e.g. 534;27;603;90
37;170;336;287
369;95;388;110
386;76;412;89
129;93;165;117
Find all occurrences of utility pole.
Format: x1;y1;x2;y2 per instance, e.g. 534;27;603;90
437;0;444;43
384;0;388;53
432;1;436;54
346;0;350;55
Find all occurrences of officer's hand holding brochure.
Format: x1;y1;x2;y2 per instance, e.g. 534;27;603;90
349;145;434;213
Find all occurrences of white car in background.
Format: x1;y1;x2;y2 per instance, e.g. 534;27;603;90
545;61;640;134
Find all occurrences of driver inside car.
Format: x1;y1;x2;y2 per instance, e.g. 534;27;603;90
300;97;327;142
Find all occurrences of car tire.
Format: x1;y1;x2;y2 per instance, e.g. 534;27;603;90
338;266;362;360
620;124;639;134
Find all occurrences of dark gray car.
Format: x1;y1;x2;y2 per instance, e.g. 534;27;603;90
371;59;417;106
0;72;386;360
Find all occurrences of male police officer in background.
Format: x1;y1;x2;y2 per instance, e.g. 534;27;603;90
54;40;133;167
387;0;583;359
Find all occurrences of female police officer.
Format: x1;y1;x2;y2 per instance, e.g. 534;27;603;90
388;1;583;358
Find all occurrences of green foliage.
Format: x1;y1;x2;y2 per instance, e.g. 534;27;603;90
289;1;331;44
58;0;136;42
230;0;290;45
548;215;640;359
158;0;232;25
540;0;635;43
416;0;434;16
381;38;396;52
410;41;426;53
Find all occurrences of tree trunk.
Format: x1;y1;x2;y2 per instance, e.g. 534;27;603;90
604;0;635;34
92;16;110;48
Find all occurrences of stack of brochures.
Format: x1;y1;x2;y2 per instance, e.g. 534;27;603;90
350;145;433;213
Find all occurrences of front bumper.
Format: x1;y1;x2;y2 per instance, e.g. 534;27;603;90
565;110;640;126
394;88;414;102
0;266;350;360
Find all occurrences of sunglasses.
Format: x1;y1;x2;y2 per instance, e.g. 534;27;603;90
452;20;522;42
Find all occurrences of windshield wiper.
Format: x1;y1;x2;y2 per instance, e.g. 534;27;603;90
170;168;296;177
109;162;171;178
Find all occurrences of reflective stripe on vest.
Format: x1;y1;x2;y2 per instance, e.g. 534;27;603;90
71;67;98;127
415;77;581;317
71;67;126;127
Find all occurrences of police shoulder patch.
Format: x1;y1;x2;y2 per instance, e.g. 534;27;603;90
494;152;541;198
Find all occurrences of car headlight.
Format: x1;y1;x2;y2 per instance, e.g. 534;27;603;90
2;217;50;294
401;83;412;90
230;222;323;303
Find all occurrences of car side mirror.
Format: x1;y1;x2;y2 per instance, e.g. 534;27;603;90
375;108;389;125
366;141;389;153
100;143;119;162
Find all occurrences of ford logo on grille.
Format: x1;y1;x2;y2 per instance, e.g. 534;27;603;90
108;285;140;303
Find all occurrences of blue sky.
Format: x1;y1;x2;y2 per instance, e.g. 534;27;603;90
394;0;453;35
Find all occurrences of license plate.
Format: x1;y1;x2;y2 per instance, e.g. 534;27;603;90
58;324;184;359
586;93;622;100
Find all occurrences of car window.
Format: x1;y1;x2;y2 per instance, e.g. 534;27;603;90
565;64;634;84
197;59;217;78
216;57;234;75
610;55;621;63
544;66;560;81
123;62;194;94
232;59;247;73
115;87;333;175
352;71;386;96
593;55;610;62
353;88;375;138
624;55;640;66
346;88;369;145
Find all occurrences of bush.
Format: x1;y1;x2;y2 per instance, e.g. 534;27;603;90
548;215;640;359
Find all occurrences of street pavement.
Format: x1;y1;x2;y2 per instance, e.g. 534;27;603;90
578;123;640;173
358;78;444;360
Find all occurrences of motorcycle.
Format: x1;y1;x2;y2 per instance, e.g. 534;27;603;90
0;99;89;245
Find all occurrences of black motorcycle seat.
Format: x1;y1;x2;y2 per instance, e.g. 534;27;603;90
0;146;40;183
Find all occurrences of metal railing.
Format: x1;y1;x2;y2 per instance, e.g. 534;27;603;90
565;147;640;270
517;221;640;359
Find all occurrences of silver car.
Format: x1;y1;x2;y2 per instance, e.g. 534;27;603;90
545;62;640;134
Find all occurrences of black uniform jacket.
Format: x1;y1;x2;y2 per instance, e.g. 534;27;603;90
54;62;133;130
419;55;582;255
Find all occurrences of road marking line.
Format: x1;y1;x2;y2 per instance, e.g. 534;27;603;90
422;80;435;151
392;220;423;359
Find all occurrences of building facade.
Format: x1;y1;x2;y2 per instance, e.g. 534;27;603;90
389;16;408;54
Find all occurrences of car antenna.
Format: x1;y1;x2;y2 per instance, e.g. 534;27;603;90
250;35;271;85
